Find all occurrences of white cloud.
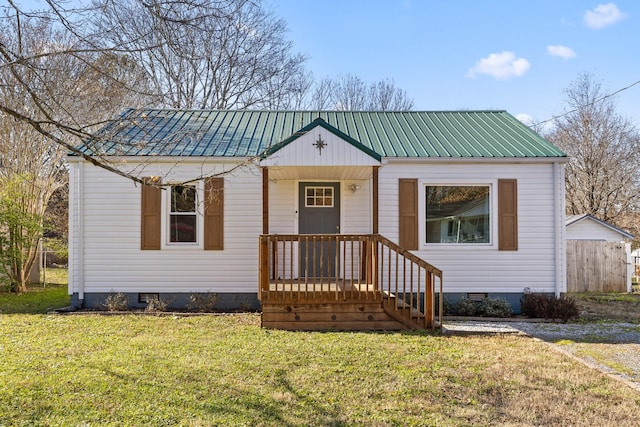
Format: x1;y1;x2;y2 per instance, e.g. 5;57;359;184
516;114;554;133
547;45;577;59
467;51;531;80
515;114;534;126
584;3;627;29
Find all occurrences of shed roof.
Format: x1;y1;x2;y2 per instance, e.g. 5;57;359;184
566;214;634;240
78;109;566;159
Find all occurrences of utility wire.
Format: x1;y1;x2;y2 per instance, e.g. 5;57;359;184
535;79;640;126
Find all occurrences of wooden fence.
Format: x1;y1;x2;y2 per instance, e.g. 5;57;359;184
566;240;631;293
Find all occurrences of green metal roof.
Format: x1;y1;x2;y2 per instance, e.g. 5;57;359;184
78;109;566;159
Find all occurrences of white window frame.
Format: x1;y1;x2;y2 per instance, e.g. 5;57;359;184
304;185;335;208
162;181;204;249
419;180;497;250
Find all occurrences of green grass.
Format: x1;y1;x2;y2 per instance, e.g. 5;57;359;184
1;275;640;425
0;268;70;314
0;314;639;426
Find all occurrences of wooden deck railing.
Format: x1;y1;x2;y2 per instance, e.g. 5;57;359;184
259;234;443;329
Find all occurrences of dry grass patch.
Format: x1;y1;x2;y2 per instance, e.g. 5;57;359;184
0;314;639;426
571;292;640;321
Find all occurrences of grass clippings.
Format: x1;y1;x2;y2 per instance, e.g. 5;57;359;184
0;314;639;426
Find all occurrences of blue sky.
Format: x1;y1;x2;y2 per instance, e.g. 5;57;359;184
268;1;639;127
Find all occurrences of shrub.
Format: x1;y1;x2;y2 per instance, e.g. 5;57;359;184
454;297;513;317
481;298;512;317
187;292;219;313
521;293;579;322
455;298;482;316
145;296;170;312
435;296;453;316
103;292;128;311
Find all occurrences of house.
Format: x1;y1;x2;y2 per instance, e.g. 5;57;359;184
565;214;634;293
68;109;567;329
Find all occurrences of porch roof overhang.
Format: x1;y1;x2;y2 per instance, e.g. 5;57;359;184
265;165;375;181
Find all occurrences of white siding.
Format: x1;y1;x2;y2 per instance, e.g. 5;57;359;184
68;161;82;296
379;161;562;294
566;219;627;242
74;160;262;294
260;127;379;167
70;157;563;296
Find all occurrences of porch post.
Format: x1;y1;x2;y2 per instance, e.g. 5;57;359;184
262;167;269;234
372;166;379;234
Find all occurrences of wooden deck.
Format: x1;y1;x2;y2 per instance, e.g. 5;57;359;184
259;234;443;331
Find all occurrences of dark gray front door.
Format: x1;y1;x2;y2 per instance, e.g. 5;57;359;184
299;182;340;278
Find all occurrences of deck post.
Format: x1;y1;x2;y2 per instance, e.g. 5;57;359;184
371;238;378;295
425;271;434;329
259;235;270;301
262;167;269;234
372;166;379;234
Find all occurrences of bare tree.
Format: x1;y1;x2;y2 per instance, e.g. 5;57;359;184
93;0;309;109
0;10;155;290
309;77;336;110
331;74;368;111
367;78;414;111
0;0;309;186
309;73;414;111
0;18;65;290
545;73;640;224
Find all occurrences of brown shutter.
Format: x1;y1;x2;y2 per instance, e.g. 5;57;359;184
399;179;418;250
204;177;224;250
141;177;161;250
498;179;518;251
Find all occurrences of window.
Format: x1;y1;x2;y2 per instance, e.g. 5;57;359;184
305;186;334;207
169;185;197;243
141;177;224;250
426;185;490;244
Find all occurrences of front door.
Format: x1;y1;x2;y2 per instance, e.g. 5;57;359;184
299;182;340;278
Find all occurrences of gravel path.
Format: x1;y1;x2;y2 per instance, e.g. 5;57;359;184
443;321;640;391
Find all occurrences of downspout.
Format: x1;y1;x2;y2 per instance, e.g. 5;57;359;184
553;161;566;297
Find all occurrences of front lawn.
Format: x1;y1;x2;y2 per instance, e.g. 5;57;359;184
1;313;639;426
0;268;69;314
1;273;639;425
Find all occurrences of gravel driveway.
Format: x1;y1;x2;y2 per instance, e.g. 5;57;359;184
443;320;640;391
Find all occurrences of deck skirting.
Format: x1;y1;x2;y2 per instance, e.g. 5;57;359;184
261;301;408;331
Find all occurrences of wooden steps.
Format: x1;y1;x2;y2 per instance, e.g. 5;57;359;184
261;302;409;331
382;298;426;330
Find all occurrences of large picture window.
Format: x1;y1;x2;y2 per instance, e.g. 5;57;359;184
169;185;197;243
426;185;490;244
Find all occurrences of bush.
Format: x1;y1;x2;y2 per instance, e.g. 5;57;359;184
455;298;483;316
481;298;512;317
521;293;579;322
435;296;453;316
145;295;170;312
103;292;128;311
187;292;219;312
454;297;513;317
